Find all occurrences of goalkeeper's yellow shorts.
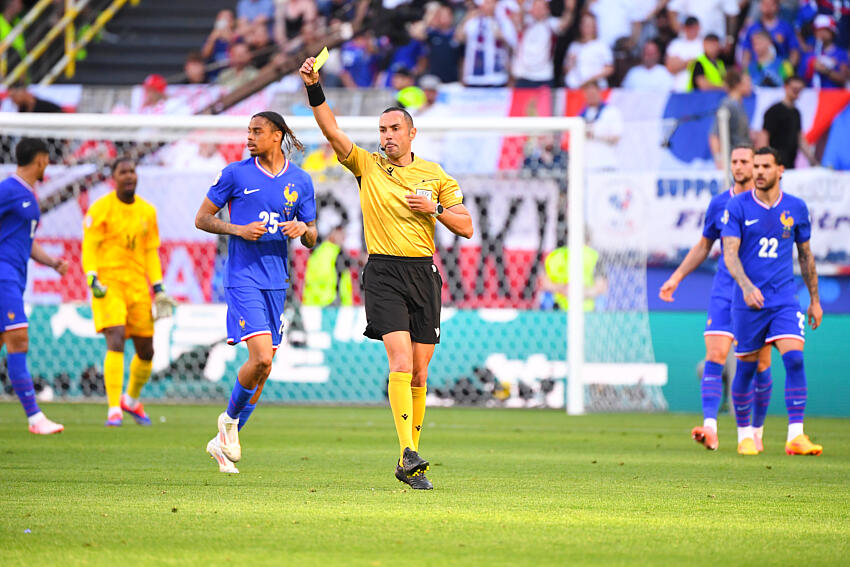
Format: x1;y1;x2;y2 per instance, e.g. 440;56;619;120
92;279;153;337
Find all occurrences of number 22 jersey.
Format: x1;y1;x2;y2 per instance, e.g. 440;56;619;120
207;157;317;290
721;189;811;310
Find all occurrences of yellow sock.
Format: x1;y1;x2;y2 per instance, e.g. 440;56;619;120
103;350;124;408
411;386;427;450
388;372;414;461
127;355;152;399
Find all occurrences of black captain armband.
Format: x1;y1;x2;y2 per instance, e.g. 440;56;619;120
305;82;326;107
152;283;165;294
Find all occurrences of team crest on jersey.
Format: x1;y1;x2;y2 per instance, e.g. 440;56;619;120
780;210;794;238
283;183;298;205
7;311;14;321
239;318;246;329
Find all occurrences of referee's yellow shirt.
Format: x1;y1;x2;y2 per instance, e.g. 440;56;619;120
341;144;463;257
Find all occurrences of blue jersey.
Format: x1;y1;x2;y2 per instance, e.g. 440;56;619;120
0;175;41;291
702;187;737;299
721;189;811;309
207;157;317;290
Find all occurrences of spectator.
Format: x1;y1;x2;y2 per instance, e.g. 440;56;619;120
587;0;636;49
340;32;379;87
392;66;427;110
629;0;671;48
665;15;703;91
420;3;462;84
652;6;678;49
761;76;817;168
564;12;613;88
216;43;259;91
747;29;793;86
739;0;800;69
801;15;849;88
687;33;726;91
237;0;275;27
580;80;623;170
0;0;25;64
140;74;169;112
201;9;236;81
8;84;63;113
274;0;318;48
381;28;428;87
246;21;274;68
709;69;753;169
668;0;740;52
183;51;208;84
622;39;674;90
809;0;850;49
522;133;568;176
512;0;571;88
416;74;442;115
455;0;518;87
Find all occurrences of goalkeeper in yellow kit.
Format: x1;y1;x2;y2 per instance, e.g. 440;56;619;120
82;157;177;426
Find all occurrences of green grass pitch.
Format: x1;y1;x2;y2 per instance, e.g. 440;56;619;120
2;403;849;566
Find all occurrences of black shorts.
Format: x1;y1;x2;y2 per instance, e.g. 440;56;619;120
362;254;442;344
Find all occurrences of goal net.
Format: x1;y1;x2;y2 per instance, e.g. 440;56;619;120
0;112;666;413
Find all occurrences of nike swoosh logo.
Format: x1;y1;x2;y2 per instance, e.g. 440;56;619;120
745;219;759;226
244;188;260;194
22;201;31;208
791;400;805;406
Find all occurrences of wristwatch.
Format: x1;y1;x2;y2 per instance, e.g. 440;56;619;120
431;203;444;218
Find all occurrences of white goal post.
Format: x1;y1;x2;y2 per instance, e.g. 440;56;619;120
0;112;666;414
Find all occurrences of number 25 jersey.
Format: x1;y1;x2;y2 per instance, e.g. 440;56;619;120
721;189;811;309
207;157;316;290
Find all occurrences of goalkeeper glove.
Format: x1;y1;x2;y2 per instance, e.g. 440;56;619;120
87;273;108;299
152;283;178;320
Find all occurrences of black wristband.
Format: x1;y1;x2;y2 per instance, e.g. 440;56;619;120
152;283;164;294
305;82;326;107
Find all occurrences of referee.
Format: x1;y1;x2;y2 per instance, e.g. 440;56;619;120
300;57;474;490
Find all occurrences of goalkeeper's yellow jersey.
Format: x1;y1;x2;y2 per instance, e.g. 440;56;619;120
82;191;162;291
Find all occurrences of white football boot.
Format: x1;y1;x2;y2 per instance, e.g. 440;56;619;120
216;412;241;462
206;436;239;474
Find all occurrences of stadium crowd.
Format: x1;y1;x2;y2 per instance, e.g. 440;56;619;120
170;0;850;91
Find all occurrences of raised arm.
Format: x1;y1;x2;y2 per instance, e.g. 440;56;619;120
722;235;763;309
797;240;822;329
195;197;266;240
299;58;354;161
658;236;714;302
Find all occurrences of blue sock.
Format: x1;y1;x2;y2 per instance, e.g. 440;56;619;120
226;379;257;420
701;361;724;421
8;352;40;417
752;367;772;428
731;360;758;428
237;403;256;431
782;351;806;425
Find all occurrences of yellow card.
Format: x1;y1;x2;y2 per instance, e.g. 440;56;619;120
313;47;329;72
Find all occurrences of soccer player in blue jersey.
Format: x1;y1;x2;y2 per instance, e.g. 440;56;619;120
660;146;773;451
0;138;69;434
195;111;317;473
721;146;823;456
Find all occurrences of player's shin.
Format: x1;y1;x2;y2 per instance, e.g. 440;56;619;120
411;386;427;450
226;378;257;420
126;355;152;401
237;403;256;431
7;352;41;418
104;350;124;411
388;372;415;462
731;359;758;442
700;361;724;430
752;367;773;433
782;351;806;441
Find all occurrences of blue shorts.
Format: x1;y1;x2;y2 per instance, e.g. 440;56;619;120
732;305;805;356
225;287;287;348
0;284;27;332
704;295;733;338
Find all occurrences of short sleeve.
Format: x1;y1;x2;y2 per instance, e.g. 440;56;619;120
437;166;463;208
795;201;811;244
296;173;317;224
83;201;105;242
339;143;372;177
720;198;742;240
702;198;721;240
206;166;236;208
